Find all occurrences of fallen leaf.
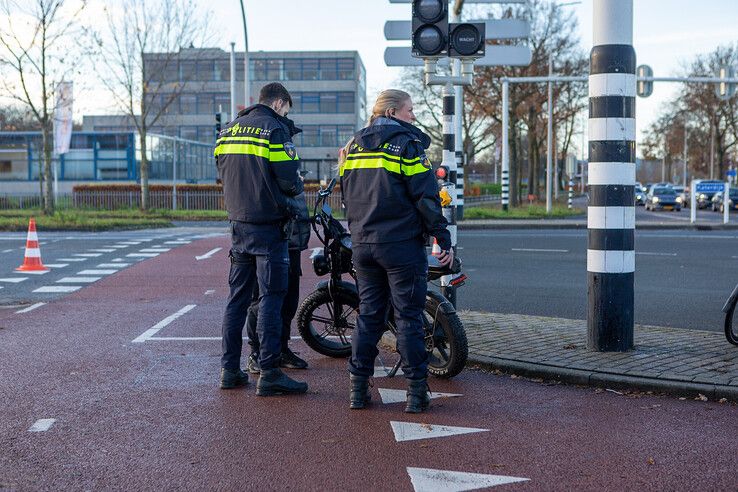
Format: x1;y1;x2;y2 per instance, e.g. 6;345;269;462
678;397;687;401
718;398;728;404
647;457;655;465
510;374;519;379
594;388;604;394
695;394;708;402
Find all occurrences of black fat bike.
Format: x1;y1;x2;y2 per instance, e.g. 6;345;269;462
295;179;469;378
723;283;738;346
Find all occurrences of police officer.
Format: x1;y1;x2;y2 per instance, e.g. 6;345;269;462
216;82;308;396
339;89;452;413
245;187;311;374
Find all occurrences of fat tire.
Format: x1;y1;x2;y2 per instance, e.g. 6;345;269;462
725;296;738;346
424;299;468;379
296;289;357;358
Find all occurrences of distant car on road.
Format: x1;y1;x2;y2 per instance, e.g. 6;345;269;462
672;185;688;207
694;180;724;209
645;186;681;212
635;184;646;206
711;187;738;212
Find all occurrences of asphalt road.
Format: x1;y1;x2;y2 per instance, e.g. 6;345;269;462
456;228;738;332
1;234;736;491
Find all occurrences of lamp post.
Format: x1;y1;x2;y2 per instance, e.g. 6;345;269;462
239;0;249;108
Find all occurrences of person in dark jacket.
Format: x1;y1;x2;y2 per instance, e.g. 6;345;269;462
339;89;452;413
215;82;308;396
245;190;311;373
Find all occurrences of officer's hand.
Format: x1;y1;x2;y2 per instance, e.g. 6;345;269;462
437;248;453;267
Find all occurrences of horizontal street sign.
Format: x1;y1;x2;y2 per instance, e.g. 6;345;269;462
389;0;525;3
695;182;726;194
727;169;737;177
384;45;532;67
384;19;530;41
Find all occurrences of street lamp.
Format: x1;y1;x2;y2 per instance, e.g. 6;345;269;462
239;0;249;109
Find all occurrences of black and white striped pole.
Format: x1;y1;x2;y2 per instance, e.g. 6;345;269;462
501;78;510;211
568;178;573;209
587;0;635;351
441;82;457;306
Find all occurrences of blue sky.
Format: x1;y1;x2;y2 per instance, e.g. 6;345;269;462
199;1;738;153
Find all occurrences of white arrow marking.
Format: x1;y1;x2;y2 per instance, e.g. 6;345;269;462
406;467;529;492
378;388;463;405
390;421;489;442
196;247;222;260
28;418;56;432
15;302;46;314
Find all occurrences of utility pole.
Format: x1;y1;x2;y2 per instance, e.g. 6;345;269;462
682;124;688;187
709;121;715;180
587;0;635;352
662;134;666;182
452;0;465;219
501;79;510;211
229;42;236;120
546;56;553;213
239;1;250;108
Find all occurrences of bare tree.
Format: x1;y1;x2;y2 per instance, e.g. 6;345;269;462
95;0;211;210
0;0;87;213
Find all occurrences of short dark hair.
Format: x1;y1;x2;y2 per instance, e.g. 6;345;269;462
259;82;292;107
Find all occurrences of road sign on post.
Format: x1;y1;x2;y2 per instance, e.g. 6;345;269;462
716;66;737;101
636;64;653;97
384;45;531;67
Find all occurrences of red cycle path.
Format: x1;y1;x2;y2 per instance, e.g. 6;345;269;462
1;236;736;491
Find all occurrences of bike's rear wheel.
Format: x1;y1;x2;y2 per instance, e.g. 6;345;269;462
725;296;738;346
296;289;357;357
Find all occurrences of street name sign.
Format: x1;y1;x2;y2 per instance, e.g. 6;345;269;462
695;182;726;194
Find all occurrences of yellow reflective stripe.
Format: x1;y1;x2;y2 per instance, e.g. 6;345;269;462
269;143;286;149
340;157;430;177
215;135;270;145
347;151;420;164
214;143;270;158
269;151;299;162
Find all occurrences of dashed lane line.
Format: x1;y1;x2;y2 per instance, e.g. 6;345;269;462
88;248;116;253
97;263;130;268
56;258;87;262
73;253;102;257
132;304;197;343
14;270;49;275
16;302;46;314
636;252;677;256
126;253;159;258
2;249;13;253
511;248;569;253
56;277;102;283
140;248;170;253
77;269;118;275
33;286;81;293
28;419;56;432
0;277;28;283
43;264;69;268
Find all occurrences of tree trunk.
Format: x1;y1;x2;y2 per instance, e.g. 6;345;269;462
41;120;54;214
139;129;149;210
510;122;519;207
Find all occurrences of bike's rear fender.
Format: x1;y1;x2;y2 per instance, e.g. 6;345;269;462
426;290;456;315
315;279;358;297
722;283;738;313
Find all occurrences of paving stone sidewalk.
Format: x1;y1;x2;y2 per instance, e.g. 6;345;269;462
460;311;738;401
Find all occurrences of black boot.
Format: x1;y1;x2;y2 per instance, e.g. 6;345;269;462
349;374;372;410
256;368;308;396
220;368;249;389
404;378;430;414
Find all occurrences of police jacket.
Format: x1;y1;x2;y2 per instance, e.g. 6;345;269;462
215;104;303;224
287;192;311;251
340;117;451;250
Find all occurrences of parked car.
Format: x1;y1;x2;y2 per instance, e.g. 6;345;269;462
645;186;681;212
711;187;738;212
672;185;688;207
695;180;725;209
635;184;646;206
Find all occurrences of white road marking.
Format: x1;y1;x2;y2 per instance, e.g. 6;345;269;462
733;256;738;259
165;240;191;244
57;258;87;262
195;247;222;260
118;241;141;245
406;467;529;492
205;289;215;295
390;421;489;442
512;248;569;253
378;388;462;405
148;336;220;341
77;269;117;275
15;270;49;275
56;276;101;283
140;248;170;252
2;249;13;253
635;252;677;256
97;263;130;268
74;253;102;257
0;277;28;283
28;419;56;432
126;253;159;258
372;366;399;378
43;264;69;268
88;249;116;253
132;304;197;343
33;286;81;293
15;302;46;314
111;258;124;262
106;245;130;249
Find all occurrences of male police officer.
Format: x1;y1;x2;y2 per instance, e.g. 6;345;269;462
216;82;308;395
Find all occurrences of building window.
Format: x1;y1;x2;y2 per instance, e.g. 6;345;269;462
180;61;197;81
302;59;319;80
320;126;337;147
319;93;337;113
0;160;11;173
196;60;214;81
319;59;337;80
266;59;282;80
337;58;355;80
180;126;198;141
214;60;230;81
338;125;354;145
251;59;267;80
284;59;301;80
337;93;354;113
301;93;320;113
300;126;319;146
180;94;197;114
214;93;230;114
197;93;214;114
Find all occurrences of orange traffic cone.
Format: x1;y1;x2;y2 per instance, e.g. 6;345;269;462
431;237;442;256
16;218;49;272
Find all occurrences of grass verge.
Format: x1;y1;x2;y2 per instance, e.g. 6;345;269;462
463;204;584;220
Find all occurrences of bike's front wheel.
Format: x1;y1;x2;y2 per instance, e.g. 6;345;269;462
296;289;357;357
423;297;468;378
725;293;738;346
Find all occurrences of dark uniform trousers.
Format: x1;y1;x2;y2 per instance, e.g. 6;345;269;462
246;248;302;354
221;221;289;371
348;237;429;381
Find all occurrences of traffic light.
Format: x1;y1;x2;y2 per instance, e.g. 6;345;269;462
435;164;449;183
411;0;448;58
449;23;486;58
716;65;736;101
636;65;653;98
215;112;223;135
